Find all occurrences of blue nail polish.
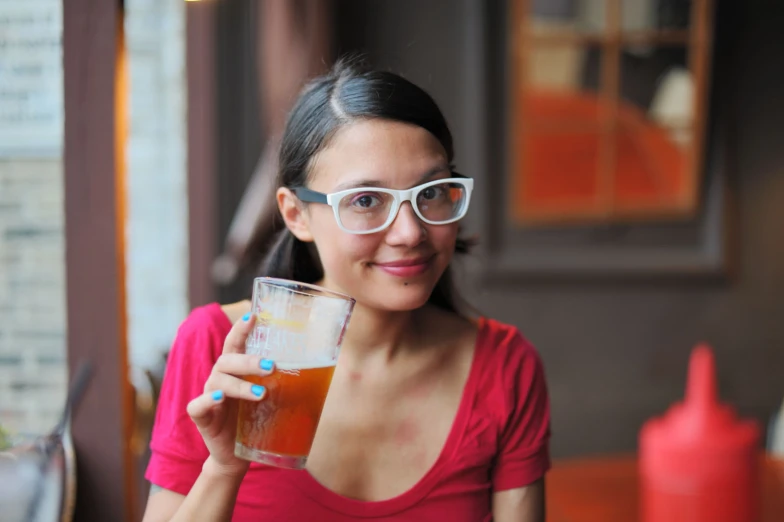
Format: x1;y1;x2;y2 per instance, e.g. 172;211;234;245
212;390;224;401
242;313;251;321
251;385;265;397
260;359;274;371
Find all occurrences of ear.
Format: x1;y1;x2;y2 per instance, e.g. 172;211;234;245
277;187;314;242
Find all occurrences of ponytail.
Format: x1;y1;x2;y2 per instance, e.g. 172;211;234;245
257;227;323;283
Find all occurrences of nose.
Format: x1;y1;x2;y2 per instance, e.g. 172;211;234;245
384;202;426;247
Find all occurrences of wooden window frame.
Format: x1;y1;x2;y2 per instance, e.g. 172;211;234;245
511;0;714;224
460;0;736;282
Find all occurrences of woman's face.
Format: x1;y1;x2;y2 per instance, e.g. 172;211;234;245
278;119;460;312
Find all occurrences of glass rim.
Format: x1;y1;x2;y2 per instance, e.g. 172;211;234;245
254;277;355;303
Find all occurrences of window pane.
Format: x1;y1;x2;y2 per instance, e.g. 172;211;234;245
523;43;606;129
514;40;610;223
614;44;698;216
528;0;607;36
621;0;691;32
512;129;607;223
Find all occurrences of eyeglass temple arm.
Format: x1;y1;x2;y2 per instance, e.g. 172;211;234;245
291;187;328;204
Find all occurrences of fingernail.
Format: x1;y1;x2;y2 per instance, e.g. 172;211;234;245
242;313;251;322
251;385;265;397
212;390;224;401
260;359;274;371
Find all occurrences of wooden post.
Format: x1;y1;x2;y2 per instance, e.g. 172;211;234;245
63;0;137;520
186;1;219;308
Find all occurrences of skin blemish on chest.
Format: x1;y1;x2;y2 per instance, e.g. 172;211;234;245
394;417;420;446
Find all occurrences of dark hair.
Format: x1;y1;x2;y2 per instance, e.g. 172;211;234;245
257;58;473;314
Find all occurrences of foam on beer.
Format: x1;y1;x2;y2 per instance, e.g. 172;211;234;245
274;359;336;376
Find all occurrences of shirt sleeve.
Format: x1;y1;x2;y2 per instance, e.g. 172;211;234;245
491;334;552;491
144;307;223;495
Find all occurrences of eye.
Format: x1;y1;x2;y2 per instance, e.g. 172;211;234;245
420;186;446;201
349;192;383;209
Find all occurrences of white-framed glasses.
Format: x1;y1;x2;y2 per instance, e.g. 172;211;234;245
291;174;474;235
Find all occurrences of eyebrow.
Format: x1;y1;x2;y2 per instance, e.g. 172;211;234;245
332;165;451;192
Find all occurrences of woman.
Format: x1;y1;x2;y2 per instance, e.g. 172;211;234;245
142;59;551;522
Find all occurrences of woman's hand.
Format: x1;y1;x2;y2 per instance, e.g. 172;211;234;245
186;313;275;476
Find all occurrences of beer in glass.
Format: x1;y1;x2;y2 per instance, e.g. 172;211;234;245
234;277;354;469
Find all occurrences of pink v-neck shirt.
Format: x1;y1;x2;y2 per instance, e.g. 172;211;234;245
146;303;551;521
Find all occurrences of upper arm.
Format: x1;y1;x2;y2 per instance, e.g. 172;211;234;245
141;484;186;522
144;308;221;499
492;338;551;491
492;478;545;522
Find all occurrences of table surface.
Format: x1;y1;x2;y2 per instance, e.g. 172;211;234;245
545;454;784;522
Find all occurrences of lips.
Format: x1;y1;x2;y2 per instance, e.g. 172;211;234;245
374;255;435;277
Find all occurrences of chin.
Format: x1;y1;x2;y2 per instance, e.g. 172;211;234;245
363;281;435;312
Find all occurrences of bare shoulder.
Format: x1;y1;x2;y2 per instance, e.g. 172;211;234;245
220;299;252;324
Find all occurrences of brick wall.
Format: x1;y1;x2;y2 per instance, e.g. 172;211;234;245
0;159;67;436
0;0;66;437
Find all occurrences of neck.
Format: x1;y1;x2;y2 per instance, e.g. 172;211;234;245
341;303;423;364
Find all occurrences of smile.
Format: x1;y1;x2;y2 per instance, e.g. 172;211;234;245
373;255;435;277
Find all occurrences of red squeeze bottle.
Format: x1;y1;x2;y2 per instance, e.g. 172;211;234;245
639;343;761;522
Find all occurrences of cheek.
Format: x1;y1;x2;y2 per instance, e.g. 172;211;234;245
314;235;377;293
309;214;377;268
426;223;460;251
317;235;374;266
